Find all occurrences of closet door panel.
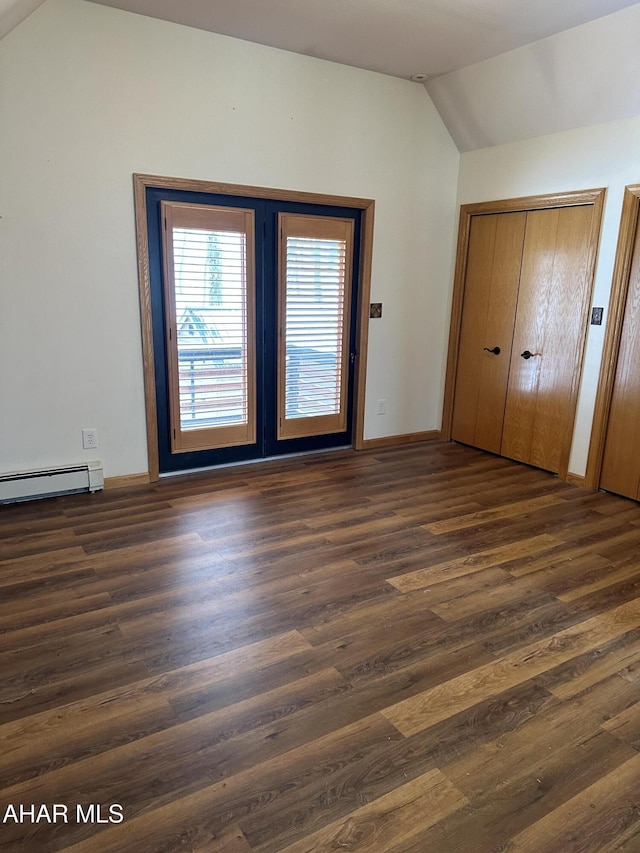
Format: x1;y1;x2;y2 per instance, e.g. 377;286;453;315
500;208;557;466
501;205;593;473
451;212;525;453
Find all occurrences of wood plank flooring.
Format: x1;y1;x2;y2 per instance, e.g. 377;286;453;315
2;441;640;852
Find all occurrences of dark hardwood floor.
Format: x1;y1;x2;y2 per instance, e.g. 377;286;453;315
2;441;640;852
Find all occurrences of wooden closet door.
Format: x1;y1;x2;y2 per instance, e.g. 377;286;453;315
451;212;526;453
501;205;594;473
600;219;640;500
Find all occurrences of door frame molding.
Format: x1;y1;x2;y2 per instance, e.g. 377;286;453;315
585;184;640;490
133;173;374;481
442;187;606;480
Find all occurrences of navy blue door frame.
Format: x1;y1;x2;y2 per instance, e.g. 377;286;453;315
145;186;362;474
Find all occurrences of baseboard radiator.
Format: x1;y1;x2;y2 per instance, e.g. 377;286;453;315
0;461;104;504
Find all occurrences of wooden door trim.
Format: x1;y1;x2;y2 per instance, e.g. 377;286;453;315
585;185;640;490
442;188;606;481
133;174;374;481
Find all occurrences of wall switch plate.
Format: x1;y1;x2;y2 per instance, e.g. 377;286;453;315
82;428;98;450
377;399;386;415
591;307;603;325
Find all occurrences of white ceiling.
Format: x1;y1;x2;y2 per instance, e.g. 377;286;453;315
51;0;640;80
3;0;640;151
427;2;640;150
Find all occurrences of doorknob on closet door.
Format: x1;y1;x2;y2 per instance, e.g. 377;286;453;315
520;350;541;360
483;346;501;355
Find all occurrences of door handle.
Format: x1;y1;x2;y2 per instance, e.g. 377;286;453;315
483;346;501;355
521;350;541;360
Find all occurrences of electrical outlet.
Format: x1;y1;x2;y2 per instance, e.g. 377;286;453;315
82;428;98;450
377;399;386;415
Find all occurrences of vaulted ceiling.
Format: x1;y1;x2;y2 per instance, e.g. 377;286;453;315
3;0;640;150
73;0;640;79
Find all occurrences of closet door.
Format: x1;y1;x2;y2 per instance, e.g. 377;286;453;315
501;205;594;473
451;212;526;453
450;198;600;476
600;218;640;500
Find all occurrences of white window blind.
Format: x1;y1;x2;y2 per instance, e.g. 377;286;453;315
284;236;346;419
278;214;354;440
173;227;248;429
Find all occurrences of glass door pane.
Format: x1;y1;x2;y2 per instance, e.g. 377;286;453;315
277;213;354;440
161;202;256;452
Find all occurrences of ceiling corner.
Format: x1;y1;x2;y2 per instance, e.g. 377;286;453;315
0;0;47;42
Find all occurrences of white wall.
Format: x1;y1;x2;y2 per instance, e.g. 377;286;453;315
458;115;640;476
0;0;459;477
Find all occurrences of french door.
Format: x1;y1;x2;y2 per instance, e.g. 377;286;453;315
146;187;361;473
